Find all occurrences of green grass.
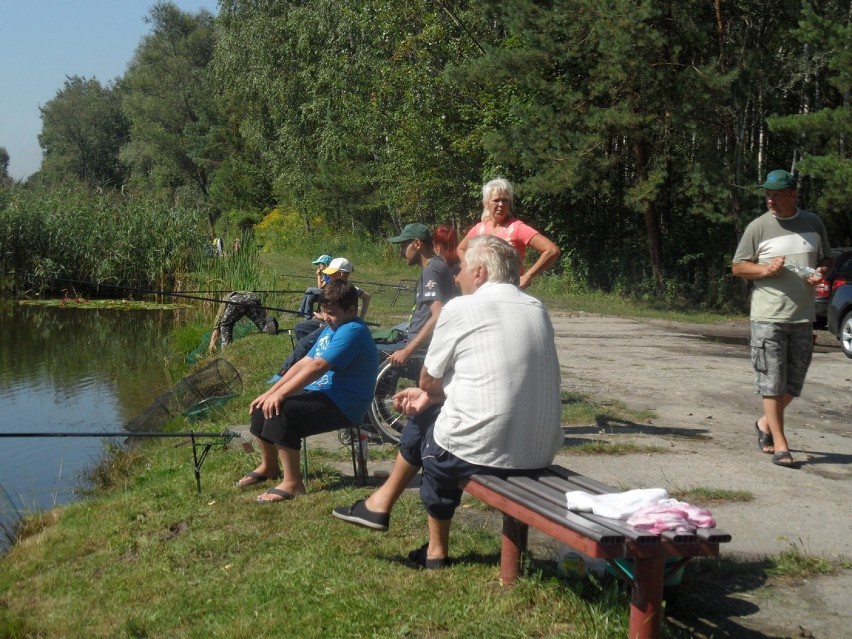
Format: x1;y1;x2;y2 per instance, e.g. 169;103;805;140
767;542;839;582
560;391;656;426
668;487;754;505
0;433;643;638
561;441;670;456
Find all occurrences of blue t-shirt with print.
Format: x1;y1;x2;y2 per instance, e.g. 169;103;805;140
304;318;379;423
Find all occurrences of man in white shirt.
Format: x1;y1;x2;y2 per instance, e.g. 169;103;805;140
333;235;563;569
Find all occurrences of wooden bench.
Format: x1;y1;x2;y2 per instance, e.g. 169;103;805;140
462;465;732;639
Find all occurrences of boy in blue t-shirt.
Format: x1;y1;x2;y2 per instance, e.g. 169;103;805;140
241;280;379;502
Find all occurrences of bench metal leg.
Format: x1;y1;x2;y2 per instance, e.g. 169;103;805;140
628;556;665;639
499;515;528;585
301;438;309;484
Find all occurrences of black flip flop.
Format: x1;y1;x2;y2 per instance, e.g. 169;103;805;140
754;421;774;454
256;487;296;503
235;470;279;488
772;451;797;468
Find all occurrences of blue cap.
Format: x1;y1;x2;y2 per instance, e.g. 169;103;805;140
311;254;332;265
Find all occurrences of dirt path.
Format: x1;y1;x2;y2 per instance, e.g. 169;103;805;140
548;312;852;638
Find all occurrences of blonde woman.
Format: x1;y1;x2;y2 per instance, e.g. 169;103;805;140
457;178;560;289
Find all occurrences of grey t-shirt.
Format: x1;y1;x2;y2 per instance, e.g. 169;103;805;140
407;257;457;338
733;209;831;323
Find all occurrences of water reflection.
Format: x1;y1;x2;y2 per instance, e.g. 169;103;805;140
0;301;177;544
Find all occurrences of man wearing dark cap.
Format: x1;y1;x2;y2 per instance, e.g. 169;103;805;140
385;223;457;366
732;169;833;468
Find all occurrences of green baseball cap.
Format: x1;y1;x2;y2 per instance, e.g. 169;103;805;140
760;170;797;190
388;223;431;243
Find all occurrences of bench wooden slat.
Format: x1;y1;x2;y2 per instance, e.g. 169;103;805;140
506;475;662;545
696;527;732;544
660;530;697;544
467;474;624;545
546;464;622;493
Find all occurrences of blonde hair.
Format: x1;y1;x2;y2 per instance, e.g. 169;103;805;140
480;178;514;221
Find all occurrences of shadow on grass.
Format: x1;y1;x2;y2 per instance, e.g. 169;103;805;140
561;416;713;447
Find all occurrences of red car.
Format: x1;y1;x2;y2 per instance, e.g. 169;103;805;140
815;248;852;325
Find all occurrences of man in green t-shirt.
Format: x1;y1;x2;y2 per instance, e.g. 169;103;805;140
731;169;833;468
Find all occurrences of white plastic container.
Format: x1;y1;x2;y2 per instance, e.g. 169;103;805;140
784;260;819;279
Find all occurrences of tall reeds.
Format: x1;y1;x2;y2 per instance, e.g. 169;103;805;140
0;187;208;297
192;228;261;294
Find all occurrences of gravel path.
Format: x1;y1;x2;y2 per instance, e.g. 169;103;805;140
547;312;851;638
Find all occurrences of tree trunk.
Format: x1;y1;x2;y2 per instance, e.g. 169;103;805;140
632;140;664;291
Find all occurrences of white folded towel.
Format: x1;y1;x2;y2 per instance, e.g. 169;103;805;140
564;488;669;520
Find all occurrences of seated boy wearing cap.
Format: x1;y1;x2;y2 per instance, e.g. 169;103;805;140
297;254;333;319
268;258;371;383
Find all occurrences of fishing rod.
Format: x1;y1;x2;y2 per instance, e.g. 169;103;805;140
13;273;389;327
10;273;308;316
165;289;306;295
8;272;380;323
0;429;239;495
269;272;417;292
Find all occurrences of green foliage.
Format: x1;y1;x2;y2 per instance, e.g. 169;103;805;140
766;0;852;244
0;146;11;186
22;0;852;308
669;487;754;505
559;391;657;427
767;542;838;580
120;1;225;230
191;228;262;293
212;0;487;232
0;186;207;294
563;441;670;456
37;75;129;188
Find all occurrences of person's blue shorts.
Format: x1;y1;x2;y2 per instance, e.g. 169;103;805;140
750;321;814;397
419;423;535;521
397;405;441;467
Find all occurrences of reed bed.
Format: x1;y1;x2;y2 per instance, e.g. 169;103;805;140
0;187;208;297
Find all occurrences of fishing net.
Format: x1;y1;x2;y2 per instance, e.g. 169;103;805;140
126;358;243;432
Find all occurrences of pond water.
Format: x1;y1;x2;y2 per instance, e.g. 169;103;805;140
0;301;179;546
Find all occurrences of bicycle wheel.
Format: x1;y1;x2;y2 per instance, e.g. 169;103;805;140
368;356;423;443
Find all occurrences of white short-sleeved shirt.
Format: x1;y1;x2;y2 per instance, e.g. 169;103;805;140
424;282;563;468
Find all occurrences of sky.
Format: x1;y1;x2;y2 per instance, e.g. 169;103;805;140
0;0;219;181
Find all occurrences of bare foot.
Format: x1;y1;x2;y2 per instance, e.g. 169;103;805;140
235;466;281;488
255;482;306;503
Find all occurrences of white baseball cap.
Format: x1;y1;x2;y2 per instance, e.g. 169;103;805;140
322;257;354;274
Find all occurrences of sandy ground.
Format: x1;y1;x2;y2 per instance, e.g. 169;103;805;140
233;312;852;638
545;312;852;639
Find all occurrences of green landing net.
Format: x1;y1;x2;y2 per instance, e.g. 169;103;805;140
126;358;243;432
